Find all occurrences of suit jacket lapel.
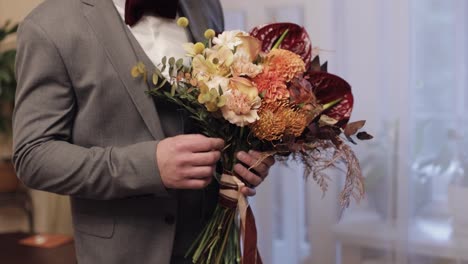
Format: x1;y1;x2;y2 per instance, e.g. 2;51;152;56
80;0;165;139
123;23;158;93
125;25;188;138
179;0;225;42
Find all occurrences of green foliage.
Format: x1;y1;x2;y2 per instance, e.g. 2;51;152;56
0;20;18;134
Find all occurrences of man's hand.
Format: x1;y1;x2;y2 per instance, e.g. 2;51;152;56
157;134;224;189
234;150;275;196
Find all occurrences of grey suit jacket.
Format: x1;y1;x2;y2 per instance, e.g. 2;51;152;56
13;0;224;263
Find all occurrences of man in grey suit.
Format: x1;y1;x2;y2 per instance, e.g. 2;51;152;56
13;0;274;263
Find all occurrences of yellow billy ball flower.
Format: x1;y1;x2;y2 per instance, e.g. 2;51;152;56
176;17;189;28
204;29;216;39
193;42;206;54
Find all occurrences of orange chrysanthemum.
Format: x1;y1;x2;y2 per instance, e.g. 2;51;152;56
251;108;286;141
253;70;289;103
251;100;309;140
265;49;306;82
283;108;309;137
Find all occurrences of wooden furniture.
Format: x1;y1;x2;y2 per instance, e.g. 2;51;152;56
0;161;34;233
0;161;18;192
0;232;76;264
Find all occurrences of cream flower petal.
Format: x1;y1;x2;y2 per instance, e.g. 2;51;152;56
229;77;259;100
206;76;230;92
213;30;249;50
208;46;234;67
183;43;196;57
192;54;217;81
232;53;263;78
236;36;262;61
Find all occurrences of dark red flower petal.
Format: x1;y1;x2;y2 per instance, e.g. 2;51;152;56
250;23;312;68
306;72;354;127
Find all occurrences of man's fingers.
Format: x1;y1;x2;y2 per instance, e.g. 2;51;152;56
209;138;225;151
248;150;275;167
187;166;216;179
234;164;263;187
189;151;221;166
236;151;269;177
181;134;225;152
158;135;222;190
240;186;256;196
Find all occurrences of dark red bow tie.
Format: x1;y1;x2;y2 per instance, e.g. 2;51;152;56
125;0;179;26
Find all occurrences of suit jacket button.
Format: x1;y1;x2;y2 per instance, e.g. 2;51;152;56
164;214;175;225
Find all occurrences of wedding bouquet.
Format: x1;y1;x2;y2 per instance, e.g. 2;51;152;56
132;19;372;264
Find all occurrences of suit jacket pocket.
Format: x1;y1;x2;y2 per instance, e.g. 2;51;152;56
73;213;115;239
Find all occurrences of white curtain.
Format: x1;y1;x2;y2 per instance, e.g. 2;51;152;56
223;0;468;263
333;1;468;264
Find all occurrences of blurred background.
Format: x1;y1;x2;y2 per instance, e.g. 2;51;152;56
0;0;467;263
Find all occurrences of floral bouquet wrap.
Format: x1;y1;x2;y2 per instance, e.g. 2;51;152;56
132;19;372;264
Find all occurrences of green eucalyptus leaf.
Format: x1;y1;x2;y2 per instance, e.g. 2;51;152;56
176;58;183;68
154;67;162;75
171;83;177;96
168;57;176;66
155;79;167;89
152;73;159;85
169;66;174;76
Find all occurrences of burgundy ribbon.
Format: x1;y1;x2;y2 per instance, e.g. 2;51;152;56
219;175;263;264
243;206;263;264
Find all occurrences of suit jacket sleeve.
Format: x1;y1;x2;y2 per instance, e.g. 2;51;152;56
13;19;169;200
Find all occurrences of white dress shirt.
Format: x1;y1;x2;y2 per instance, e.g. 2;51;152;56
113;0;188;79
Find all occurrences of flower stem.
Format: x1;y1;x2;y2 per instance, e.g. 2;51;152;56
189;206;222;261
215;211;235;264
230;126;244;172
